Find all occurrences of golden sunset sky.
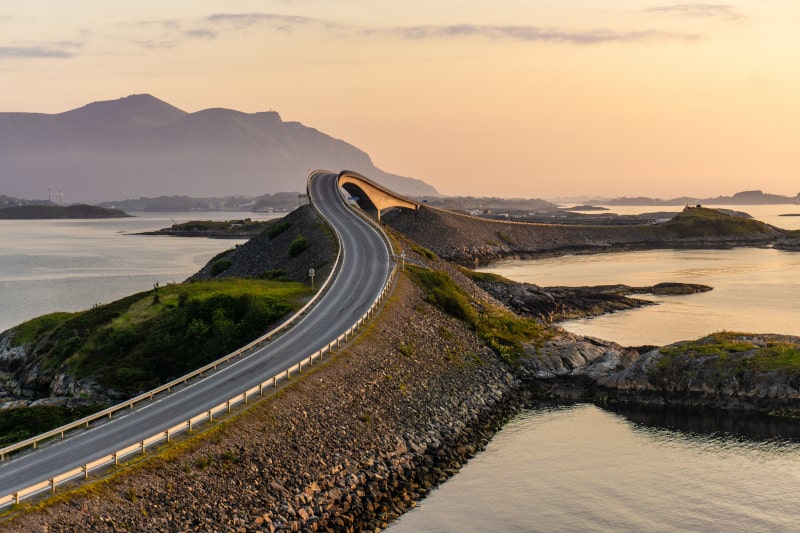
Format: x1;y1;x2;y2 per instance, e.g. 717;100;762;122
1;1;797;198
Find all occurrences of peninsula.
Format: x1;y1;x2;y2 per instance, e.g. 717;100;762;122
0;204;131;219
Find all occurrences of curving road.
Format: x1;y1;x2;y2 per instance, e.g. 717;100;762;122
0;170;392;497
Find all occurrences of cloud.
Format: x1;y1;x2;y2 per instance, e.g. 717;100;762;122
646;4;746;22
383;24;698;45
206;13;698;44
183;29;217;40
0;45;76;59
206;13;319;30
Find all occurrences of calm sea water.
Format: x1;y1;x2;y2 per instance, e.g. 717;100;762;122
390;204;800;532
3;206;799;531
390;404;800;533
0;212;278;333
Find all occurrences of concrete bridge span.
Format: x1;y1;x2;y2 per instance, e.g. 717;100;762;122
338;170;419;221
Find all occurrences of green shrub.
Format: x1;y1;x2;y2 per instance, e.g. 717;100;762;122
412;245;437;260
288;235;309;257
406;266;546;363
210;258;232;276
260;269;289;281
267;220;291;238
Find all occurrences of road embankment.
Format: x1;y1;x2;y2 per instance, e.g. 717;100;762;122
5;274;525;532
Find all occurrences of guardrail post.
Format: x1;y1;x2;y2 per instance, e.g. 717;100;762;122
188;419;193;433
108;412;112;420
286;369;290;380
113;452;118;466
273;376;277;388
165;429;170;443
140;441;145;455
208;409;213;423
226;400;231;414
50;478;55;494
33;441;37;450
299;360;303;372
13;492;18;505
243;391;248;404
83;465;88;480
259;383;263;396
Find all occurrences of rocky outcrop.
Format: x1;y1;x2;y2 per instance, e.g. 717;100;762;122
0;332;117;409
522;332;800;417
774;233;800;250
383;205;783;265
477;279;711;322
191;205;336;284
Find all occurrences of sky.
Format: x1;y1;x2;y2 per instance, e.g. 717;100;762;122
1;1;798;199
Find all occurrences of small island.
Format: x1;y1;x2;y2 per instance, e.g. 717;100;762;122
138;218;275;238
0;204;131;219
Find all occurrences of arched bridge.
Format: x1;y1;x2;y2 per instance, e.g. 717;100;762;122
337;170;419;221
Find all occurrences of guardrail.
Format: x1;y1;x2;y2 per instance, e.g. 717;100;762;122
0;169;397;509
0;265;398;509
0;219;343;463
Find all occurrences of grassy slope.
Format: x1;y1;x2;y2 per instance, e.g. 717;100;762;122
14;279;312;395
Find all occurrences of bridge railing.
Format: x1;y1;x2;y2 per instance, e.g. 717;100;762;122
0;170;397;510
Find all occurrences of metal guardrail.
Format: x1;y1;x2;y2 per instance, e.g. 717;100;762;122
0;265;398;509
0;170;397;509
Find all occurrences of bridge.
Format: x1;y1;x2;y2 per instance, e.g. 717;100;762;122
337;170;419;221
0;170;399;507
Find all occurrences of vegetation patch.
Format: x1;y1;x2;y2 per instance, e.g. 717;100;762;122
267;219;291;238
0;404;107;447
259;269;290;281
656;332;800;374
13;279;312;395
497;232;515;245
462;269;512;285
288;235;309;257
406;266;546;363
663;207;773;238
210;258;232;276
412;245;437;260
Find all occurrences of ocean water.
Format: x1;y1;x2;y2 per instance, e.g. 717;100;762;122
3;206;799;532
389;404;800;533
389;204;800;532
0;212;277;332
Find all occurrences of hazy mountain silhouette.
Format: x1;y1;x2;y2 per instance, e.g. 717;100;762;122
0;94;438;202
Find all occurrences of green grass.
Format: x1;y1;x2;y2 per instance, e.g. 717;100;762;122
288;235;309;257
412;245;438;260
462;269;513;285
657;332;800;373
267;219;291;238
406;266;546;363
0;404;107;447
12;279;312;394
663;207;772;238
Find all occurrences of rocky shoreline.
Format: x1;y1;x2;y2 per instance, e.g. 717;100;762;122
5;270;529;532
3;205;799;531
382;204;784;265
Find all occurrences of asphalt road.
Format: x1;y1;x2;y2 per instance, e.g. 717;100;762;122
0;170;392;496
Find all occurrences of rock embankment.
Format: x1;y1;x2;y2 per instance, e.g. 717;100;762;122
383;205;782;264
191;205;336;285
6;276;522;532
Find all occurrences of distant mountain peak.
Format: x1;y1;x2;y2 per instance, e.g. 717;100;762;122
61;93;187;127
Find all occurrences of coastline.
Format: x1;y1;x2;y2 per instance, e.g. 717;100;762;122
3;206;800;531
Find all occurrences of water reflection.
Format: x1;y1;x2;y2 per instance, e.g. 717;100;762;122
602;403;800;443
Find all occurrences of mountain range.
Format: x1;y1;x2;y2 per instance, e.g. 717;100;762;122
0;94;438;202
